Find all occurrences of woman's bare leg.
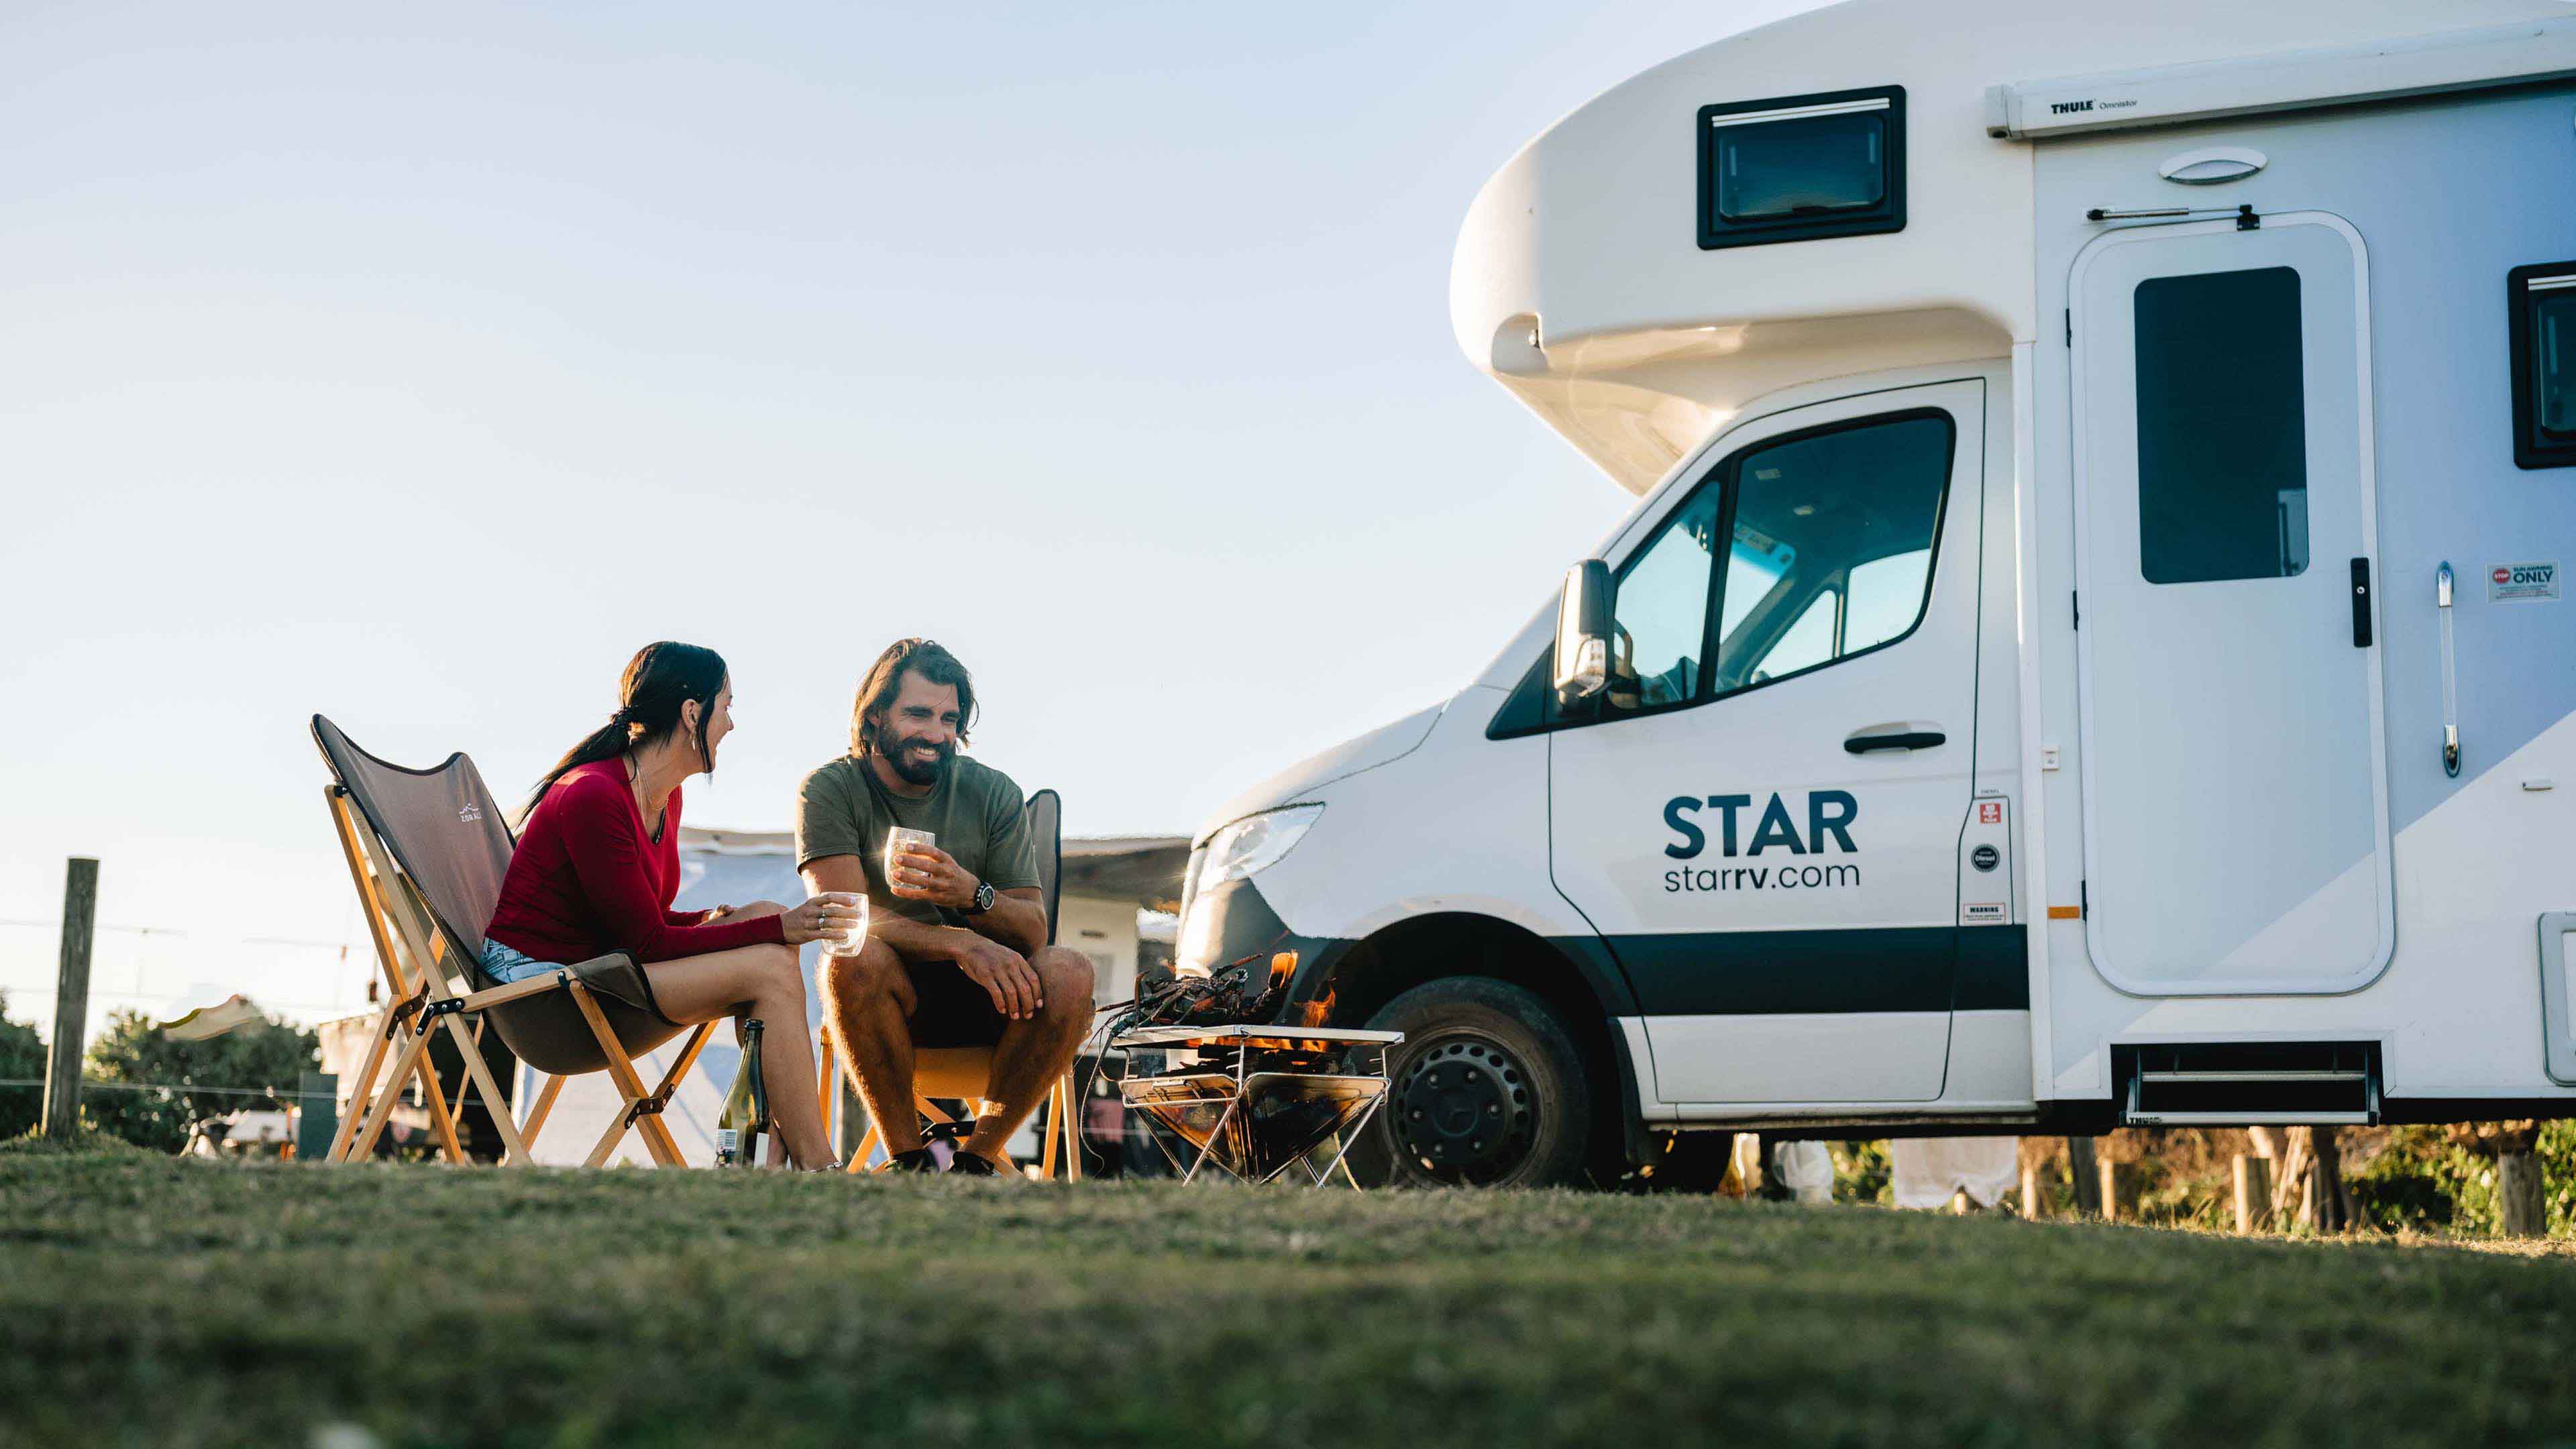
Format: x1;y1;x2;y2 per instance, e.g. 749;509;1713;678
647;938;834;1168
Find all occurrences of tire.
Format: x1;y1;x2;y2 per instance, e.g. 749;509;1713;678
1344;976;1593;1189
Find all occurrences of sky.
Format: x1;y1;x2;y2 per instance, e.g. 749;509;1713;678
0;0;1828;1040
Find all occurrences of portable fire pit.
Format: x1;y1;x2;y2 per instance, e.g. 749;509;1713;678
1112;1024;1403;1185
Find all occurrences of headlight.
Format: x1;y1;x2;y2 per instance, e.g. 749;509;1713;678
1196;804;1324;892
1175;806;1323;975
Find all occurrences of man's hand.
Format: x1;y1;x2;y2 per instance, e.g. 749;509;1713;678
888;843;980;912
952;932;1043;1020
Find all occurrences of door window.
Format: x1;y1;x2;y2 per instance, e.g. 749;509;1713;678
2510;263;2576;469
1710;413;1952;693
2133;266;2310;582
1566;409;1953;726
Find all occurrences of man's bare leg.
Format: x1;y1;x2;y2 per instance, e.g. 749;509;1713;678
820;938;922;1163
961;947;1095;1169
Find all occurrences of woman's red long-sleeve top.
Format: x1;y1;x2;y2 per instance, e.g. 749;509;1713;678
483;759;785;965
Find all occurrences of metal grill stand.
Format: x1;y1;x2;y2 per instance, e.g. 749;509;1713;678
1113;1024;1403;1186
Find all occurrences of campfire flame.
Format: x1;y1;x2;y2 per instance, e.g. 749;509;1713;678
1295;986;1334;1028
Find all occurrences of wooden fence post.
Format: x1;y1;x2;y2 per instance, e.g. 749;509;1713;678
2498;1151;2544;1237
2098;1160;2137;1221
2233;1154;2273;1234
2069;1136;2102;1216
40;858;99;1142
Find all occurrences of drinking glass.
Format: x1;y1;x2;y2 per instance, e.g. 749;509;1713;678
827;892;871;957
885;827;938;892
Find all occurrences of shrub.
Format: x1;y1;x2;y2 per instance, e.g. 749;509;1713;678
81;1006;318;1154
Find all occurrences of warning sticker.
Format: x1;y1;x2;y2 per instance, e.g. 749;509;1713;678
2490;561;2559;602
1978;800;2004;824
1962;902;2006;924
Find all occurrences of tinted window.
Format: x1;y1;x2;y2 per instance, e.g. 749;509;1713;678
1557;409;1953;730
1712;413;1951;693
1715;111;1884;221
1606;485;1721;711
2536;290;2574;439
2134;267;2310;584
1697;88;1904;252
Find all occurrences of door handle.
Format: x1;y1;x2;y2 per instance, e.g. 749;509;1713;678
1844;726;1947;755
2350;557;2373;648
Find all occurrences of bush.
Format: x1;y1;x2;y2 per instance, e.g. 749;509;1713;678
81;1006;318;1154
0;993;45;1140
2347;1122;2576;1236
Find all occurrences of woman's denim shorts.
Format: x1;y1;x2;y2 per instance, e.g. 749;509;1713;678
480;938;563;985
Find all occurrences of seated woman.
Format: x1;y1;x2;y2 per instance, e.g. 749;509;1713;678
482;640;857;1171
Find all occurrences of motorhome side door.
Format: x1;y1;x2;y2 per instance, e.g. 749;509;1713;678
1547;380;1986;1104
2070;214;2394;994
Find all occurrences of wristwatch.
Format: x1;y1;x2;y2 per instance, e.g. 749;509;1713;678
966;879;996;915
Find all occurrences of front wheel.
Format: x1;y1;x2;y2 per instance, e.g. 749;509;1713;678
1344;976;1592;1188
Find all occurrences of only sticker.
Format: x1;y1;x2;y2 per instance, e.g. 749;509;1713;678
2491;561;2559;602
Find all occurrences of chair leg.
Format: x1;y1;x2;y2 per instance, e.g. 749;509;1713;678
849;1123;880;1172
346;1026;433;1163
519;1073;565;1152
1041;1079;1061;1180
439;1013;531;1165
815;1034;835;1142
416;1049;468;1164
569;984;655;1168
326;1004;398;1163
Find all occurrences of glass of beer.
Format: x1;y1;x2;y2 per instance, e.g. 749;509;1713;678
885;827;938;896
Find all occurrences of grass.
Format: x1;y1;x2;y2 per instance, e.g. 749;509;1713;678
3;1151;2573;1448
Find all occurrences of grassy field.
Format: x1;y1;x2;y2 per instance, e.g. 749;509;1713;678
4;1144;2573;1448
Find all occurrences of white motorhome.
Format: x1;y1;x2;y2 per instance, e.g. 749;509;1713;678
1173;0;2576;1187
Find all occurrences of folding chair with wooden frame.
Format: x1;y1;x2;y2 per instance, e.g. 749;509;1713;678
313;714;745;1168
827;787;1083;1179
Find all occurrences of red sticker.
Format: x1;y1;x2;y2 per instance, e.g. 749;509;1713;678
2494;567;2514;585
1978;801;2003;824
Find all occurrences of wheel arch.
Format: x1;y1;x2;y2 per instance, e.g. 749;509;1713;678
1288;911;1654;1167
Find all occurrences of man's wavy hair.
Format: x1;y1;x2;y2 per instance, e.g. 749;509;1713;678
850;638;977;759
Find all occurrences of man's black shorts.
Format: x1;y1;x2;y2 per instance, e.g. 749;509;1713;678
906;959;1006;1048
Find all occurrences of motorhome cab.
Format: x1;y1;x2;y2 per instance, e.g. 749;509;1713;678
1174;0;2576;1187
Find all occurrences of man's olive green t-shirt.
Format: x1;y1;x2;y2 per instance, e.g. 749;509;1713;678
793;753;1038;928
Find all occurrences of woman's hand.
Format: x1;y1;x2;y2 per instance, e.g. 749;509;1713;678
779;892;865;947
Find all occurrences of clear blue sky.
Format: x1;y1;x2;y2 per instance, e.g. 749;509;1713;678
0;1;1822;1038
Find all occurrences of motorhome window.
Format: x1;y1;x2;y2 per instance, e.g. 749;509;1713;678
1697;88;1904;250
2133;267;2310;583
2540;292;2575;437
1711;412;1950;694
2512;264;2576;468
1717;111;1882;221
1607;485;1723;710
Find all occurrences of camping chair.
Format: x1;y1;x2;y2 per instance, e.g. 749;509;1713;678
312;715;735;1168
828;788;1081;1179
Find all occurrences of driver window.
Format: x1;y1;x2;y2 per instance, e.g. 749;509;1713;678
1554;408;1951;729
1713;412;1951;694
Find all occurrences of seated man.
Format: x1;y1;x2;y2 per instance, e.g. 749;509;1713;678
796;638;1095;1175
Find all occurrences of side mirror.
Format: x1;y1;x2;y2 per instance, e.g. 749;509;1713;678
1552;559;1614;706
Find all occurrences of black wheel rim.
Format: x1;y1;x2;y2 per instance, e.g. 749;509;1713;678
1387;1032;1539;1186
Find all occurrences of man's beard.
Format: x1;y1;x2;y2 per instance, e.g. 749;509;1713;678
885;735;954;786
